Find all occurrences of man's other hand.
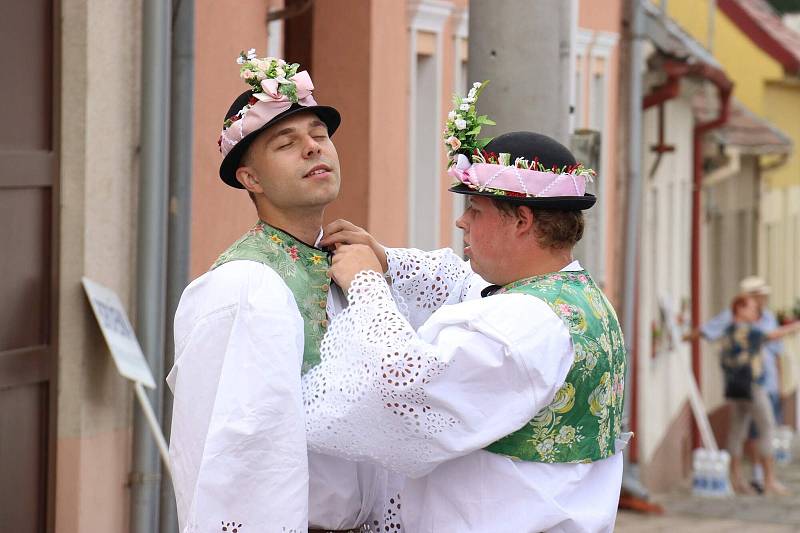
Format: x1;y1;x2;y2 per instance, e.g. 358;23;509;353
330;244;384;291
321;219;388;273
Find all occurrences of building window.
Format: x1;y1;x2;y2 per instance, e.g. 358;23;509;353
408;0;452;249
267;15;284;59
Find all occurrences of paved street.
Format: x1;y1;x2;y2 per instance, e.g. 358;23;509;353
616;440;800;532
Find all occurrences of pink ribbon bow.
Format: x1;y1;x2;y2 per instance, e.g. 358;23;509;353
219;70;319;156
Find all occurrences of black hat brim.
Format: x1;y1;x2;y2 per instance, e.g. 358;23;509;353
219;103;341;188
449;182;596;210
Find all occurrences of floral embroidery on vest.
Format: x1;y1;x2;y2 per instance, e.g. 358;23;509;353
484;271;626;463
212;221;330;372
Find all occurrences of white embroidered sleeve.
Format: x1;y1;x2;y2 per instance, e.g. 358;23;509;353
303;270;573;479
384;247;487;328
168;263;308;533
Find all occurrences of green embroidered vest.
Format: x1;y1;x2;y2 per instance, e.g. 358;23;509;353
485;271;626;463
212;221;330;373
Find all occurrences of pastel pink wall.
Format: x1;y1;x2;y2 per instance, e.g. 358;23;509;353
190;1;271;279
55;429;131;533
366;1;411;246
190;0;413;275
579;0;623;30
311;1;373;235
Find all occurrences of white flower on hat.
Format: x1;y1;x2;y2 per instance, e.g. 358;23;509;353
236;55;245;65
448;110;456;120
240;69;255;79
455;118;467;130
463;96;474;104
455;153;472;170
473;82;482;89
246;48;257;59
459;103;470;111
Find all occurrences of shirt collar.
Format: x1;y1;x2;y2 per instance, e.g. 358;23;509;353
561;260;582;272
481;260;584;298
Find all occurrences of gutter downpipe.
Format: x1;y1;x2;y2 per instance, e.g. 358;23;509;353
690;70;732;447
159;0;194;532
621;0;647;499
642;61;690;180
637;56;732;449
132;0;171;532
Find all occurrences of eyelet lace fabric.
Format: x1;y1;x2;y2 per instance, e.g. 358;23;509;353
367;473;405;533
384;248;477;328
303;270;459;479
369;491;403;533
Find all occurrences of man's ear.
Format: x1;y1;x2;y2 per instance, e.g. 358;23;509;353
235;166;264;194
515;205;535;236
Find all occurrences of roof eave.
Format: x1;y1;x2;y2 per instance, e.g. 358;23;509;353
718;0;800;74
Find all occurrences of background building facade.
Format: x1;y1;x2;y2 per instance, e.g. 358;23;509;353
3;0;800;530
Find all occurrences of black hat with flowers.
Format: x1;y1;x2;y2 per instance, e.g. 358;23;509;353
444;82;596;210
218;49;341;188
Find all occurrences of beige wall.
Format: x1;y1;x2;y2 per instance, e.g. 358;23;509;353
56;0;143;530
700;155;762;415
637;95;695;465
760;183;800;400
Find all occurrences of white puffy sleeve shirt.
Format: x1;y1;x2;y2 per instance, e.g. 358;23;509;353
304;248;626;532
168;261;308;532
167;261;390;532
303;268;574;478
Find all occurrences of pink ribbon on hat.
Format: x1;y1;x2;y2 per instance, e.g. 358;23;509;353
219;70;318;156
448;154;587;198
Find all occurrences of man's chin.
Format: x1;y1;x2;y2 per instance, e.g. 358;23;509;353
299;189;339;209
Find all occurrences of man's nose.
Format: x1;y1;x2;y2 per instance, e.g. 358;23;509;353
303;136;322;158
455;214;467;230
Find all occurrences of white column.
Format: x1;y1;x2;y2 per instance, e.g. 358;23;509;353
407;0;453;249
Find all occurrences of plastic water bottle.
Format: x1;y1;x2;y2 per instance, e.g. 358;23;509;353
692;449;710;496
693;449;732;497
709;451;723;496
708;450;732;497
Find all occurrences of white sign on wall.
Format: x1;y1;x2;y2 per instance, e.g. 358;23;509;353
81;277;156;389
81;277;171;477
